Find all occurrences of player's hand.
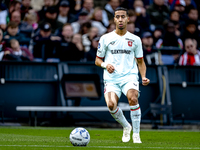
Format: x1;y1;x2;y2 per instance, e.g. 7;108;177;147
106;64;115;74
142;77;150;86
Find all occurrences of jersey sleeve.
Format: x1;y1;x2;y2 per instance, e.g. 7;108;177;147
135;37;143;59
96;35;106;59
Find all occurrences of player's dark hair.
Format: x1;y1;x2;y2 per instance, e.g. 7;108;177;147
114;7;129;16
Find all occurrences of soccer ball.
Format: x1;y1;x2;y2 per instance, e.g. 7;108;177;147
69;127;90;146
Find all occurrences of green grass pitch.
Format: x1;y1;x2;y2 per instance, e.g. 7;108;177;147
0;126;199;150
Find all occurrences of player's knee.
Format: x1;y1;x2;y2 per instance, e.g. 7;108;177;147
129;97;138;105
108;101;115;111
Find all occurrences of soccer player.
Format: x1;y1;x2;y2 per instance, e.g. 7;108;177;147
95;7;150;143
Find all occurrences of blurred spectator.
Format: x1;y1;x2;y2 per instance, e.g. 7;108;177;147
152;26;164;45
60;23;74;42
147;0;170;30
187;7;200;31
79;22;91;35
179;38;200;65
71;9;106;36
57;0;77;24
169;10;184;37
103;0;120;22
91;7;108;27
71;10;89;34
8;0;21;19
128;9;137;23
23;12;38;30
10;10;33;38
187;7;198;21
156;21;183;48
37;0;55;21
0;2;8;31
2;39;33;61
3;21;31;47
170;10;180;23
82;26;98;52
84;36;100;61
142;31;159;65
10;10;21;25
106;21;115;33
133;0;150;34
56;23;84;61
156;21;183;64
127;9;139;34
23;12;39;52
184;0;197;14
127;22;135;34
21;0;33;20
81;0;94;17
32;22;60;61
172;0;188;22
0;28;6;60
181;19;200;46
39;6;63;34
72;33;84;52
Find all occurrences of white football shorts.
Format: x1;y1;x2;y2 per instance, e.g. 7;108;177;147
104;78;140;99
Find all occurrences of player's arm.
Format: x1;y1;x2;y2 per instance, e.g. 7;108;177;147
95;56;104;67
136;58;150;86
95;57;115;73
95;35;115;73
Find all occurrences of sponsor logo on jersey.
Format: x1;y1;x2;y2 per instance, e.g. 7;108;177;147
111;50;131;54
128;41;132;47
125;38;134;42
98;43;101;49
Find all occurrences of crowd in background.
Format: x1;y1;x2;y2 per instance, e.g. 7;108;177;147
0;0;200;66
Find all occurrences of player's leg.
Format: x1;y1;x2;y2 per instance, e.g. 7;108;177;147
105;92;131;128
105;92;132;142
127;89;142;143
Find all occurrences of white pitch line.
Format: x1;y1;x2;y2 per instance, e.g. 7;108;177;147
0;145;199;149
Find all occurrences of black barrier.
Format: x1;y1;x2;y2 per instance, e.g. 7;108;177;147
166;65;200;123
0;61;58;82
0;61;59;121
0;61;199;124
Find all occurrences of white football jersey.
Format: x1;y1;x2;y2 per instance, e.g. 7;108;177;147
96;30;143;83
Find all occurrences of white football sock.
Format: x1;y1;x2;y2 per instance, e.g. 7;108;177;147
130;104;141;134
110;107;130;128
